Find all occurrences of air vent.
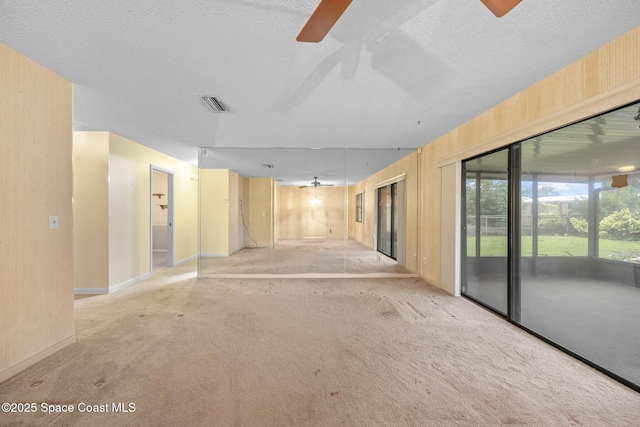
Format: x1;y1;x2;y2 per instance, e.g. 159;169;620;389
199;96;228;113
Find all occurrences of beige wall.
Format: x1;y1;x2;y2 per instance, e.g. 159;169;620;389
0;43;75;382
245;177;273;247
277;185;347;240
200;172;272;254
73;132;198;291
108;133;198;288
228;170;244;254
348;151;420;272
73;132;110;290
421;25;640;293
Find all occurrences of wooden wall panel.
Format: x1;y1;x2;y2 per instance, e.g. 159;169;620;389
199;169;229;255
439;163;460;296
0;43;75;381
276;186;346;240
348;151;419;272
423;26;640;294
244;177;272;247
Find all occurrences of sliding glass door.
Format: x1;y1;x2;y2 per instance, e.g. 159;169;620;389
377;183;398;259
462;148;509;315
461;101;640;392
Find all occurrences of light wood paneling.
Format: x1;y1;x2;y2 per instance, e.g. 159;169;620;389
439;163;460;296
0;43;74;380
244;177;272;247
200;169;230;255
422;26;640;294
348;151;419;272
277;186;346;240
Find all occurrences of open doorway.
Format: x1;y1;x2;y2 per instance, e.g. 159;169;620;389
150;166;174;271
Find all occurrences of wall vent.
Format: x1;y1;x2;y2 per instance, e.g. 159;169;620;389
199;96;229;113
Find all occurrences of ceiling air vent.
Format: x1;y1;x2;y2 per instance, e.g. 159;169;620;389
199;95;229;113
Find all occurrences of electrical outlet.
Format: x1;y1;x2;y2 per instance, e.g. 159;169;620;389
49;216;59;229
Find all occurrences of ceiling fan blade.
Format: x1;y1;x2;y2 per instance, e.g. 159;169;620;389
297;0;352;43
480;0;522;17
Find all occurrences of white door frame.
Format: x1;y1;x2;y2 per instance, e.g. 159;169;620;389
150;165;175;271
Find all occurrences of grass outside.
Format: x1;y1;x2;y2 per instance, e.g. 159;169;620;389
467;235;640;261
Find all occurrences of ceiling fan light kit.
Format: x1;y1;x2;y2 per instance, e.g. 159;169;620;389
299;176;334;188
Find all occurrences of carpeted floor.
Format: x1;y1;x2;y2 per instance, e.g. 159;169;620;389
465;275;640;386
1;261;639;426
199;239;412;276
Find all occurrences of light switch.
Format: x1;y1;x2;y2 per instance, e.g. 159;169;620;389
49;216;59;229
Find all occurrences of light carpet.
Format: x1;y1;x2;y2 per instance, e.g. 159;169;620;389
1;263;639;426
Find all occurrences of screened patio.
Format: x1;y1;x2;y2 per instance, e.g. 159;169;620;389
462;101;640;390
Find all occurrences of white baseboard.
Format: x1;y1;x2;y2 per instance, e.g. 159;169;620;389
74;287;109;295
200;253;229;258
199;272;420;279
153;249;168;253
0;335;76;384
174;254;198;266
109;272;151;293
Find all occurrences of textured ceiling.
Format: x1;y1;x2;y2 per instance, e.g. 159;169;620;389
1;1;639;180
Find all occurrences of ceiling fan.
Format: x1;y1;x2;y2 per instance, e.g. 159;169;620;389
296;0;523;42
299;177;334;188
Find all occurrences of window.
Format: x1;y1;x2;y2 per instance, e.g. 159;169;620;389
355;192;363;223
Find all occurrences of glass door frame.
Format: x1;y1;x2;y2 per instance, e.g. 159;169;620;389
460;102;640;393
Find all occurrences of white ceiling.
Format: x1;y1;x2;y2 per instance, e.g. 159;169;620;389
1;1;639;180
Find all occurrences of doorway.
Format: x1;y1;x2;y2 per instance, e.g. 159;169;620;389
150;166;174;271
377;183;397;259
376;180;406;263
